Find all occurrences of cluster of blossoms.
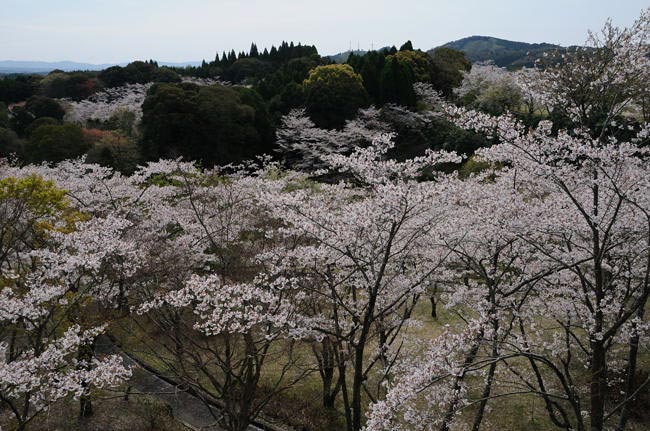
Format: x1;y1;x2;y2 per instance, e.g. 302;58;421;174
1;10;648;431
364;10;650;431
62;82;153;124
180;76;230;86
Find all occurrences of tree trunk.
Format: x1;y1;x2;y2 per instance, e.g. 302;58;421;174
589;340;606;431
430;296;437;319
616;306;645;431
78;339;95;418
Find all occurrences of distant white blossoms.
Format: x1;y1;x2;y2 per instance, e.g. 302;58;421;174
62;83;153;124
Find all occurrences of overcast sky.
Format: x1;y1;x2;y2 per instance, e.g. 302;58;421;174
1;0;647;63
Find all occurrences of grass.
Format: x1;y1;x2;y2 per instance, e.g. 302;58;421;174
105;300;650;431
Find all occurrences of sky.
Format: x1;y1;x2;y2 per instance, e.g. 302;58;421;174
0;0;647;63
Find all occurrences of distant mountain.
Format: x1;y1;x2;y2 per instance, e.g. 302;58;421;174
327;50;368;64
434;36;562;68
0;60;203;74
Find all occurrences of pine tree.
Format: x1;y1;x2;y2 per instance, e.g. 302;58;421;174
399;40;414;51
250;43;259;57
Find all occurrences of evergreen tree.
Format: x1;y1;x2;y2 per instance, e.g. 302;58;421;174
250;43;259;57
399;40;414;51
379;55;416;107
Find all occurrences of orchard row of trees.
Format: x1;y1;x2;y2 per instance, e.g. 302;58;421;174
1;11;649;431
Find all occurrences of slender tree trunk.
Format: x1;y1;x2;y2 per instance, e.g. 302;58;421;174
616;306;645;431
590;340;606;431
352;343;366;431
472;317;499;431
314;338;341;408
430;296;437;319
338;361;353;431
440;331;483;431
78;338;95;418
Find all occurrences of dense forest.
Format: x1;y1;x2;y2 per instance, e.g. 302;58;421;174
0;39;481;169
1;9;649;431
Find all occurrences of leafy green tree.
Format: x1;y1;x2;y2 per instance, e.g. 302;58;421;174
8;106;35;136
99;66;129;87
151;67;182;83
0;127;23;158
123;61;157;83
141;83;274;165
24;117;60;137
0;75;36;104
395;50;434;83
303;64;369;129
24;123;89;163
250;43;259;57
399;40;414;51
429;47;472;96
0;102;8;128
379;56;416;107
223;58;273;83
25;96;65;121
40;72;70;98
358;52;385;103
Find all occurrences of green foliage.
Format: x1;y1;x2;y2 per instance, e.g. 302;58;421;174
303;64;369;129
99;60;162;87
0;127;23;158
223;58;273;83
399;40;414;52
106;109;137;135
379;56;416;107
25;96;66;121
428;47;472;97
98;65;129;87
0;102;8;128
472;82;522;116
395;50;434;83
85;132;140;174
8;106;34;135
8;96;65;136
151;67;181;83
40;71;101;100
24;117;60;136
0;174;83;236
388;114;489;160
440;35;560;67
0;75;37;104
24;123;89;163
458;155;493;178
141;83;274;165
358;52;385;102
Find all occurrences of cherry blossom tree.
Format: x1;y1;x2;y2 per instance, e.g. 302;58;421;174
122;160;316;431
454;62;522;116
0;174;131;430
265;134;462;431
275;107;391;170
367;11;649;431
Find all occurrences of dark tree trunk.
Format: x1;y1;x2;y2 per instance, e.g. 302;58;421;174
430;296;437;319
590;340;606;431
78;339;95;418
616;306;645;431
